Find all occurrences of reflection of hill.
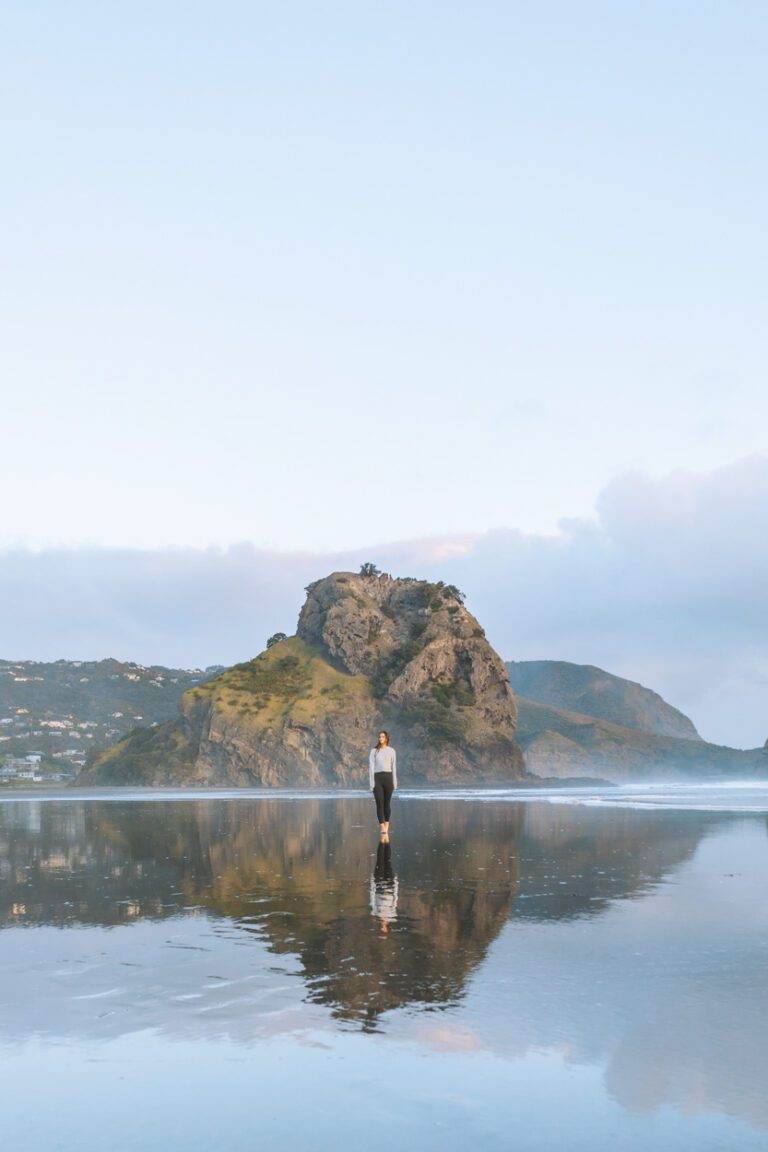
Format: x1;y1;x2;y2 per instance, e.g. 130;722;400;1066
515;803;708;919
0;801;205;926
184;802;522;1027
3;798;765;1140
467;819;768;1133
0;798;712;1027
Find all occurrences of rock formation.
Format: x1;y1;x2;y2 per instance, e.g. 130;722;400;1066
81;572;525;787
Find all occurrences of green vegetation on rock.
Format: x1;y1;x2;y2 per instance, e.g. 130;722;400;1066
187;637;371;731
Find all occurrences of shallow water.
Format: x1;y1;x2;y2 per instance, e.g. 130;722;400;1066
1;788;767;1150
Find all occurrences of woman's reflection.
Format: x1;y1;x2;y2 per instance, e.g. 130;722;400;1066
370;839;398;934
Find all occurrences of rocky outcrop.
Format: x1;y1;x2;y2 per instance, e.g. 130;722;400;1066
507;660;701;740
81;572;525;787
298;573;519;748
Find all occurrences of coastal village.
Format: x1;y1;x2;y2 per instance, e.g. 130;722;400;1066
0;659;217;785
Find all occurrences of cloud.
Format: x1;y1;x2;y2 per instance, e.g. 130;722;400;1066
433;455;768;748
0;456;766;747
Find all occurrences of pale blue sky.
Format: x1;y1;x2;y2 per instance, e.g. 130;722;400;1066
2;0;767;549
2;2;768;743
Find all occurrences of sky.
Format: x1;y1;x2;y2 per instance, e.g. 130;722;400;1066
1;2;766;744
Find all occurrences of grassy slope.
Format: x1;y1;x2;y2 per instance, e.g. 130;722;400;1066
507;659;700;740
84;637;372;781
86;721;200;783
183;636;372;729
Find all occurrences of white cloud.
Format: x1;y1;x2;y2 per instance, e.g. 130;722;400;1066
435;455;768;748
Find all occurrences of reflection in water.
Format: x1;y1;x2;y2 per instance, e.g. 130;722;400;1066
1;801;709;1027
370;840;398;933
169;797;708;1033
1;799;524;1027
0;798;706;1025
1;795;767;1149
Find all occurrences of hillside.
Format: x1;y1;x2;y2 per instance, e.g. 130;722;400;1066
507;659;764;780
0;659;219;773
515;697;764;781
19;608;764;789
507;660;700;740
82;571;526;787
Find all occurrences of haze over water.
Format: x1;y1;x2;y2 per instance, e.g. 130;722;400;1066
1;788;767;1150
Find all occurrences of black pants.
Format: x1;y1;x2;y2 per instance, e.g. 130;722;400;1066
375;839;393;879
373;771;394;824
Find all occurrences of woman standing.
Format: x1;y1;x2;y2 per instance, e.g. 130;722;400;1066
369;730;397;838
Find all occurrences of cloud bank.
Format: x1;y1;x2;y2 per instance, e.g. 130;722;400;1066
1;456;766;748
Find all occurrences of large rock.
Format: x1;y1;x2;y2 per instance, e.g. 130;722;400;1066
82;572;525;787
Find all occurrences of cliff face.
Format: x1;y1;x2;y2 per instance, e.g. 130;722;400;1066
507;660;701;741
298;573;519;749
82;572;525;787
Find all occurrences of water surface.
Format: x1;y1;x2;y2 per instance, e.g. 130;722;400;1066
1;788;766;1150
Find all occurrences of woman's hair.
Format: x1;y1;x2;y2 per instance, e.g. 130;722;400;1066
376;730;390;746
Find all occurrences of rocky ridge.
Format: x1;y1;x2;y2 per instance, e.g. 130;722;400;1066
507;659;701;741
515;697;764;781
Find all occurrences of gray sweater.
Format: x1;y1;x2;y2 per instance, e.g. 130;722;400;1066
368;745;397;790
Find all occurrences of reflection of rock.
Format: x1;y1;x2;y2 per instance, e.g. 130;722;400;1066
2;800;766;1135
0;797;709;1028
0;800;522;1025
183;801;523;1027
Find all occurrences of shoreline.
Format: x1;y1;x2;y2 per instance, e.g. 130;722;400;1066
1;774;615;798
2;779;767;810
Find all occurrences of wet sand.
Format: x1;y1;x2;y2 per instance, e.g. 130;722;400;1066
1;786;767;1150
